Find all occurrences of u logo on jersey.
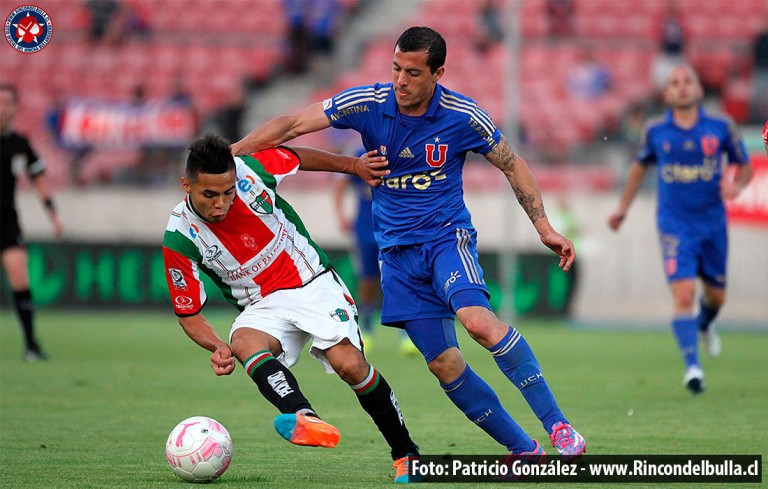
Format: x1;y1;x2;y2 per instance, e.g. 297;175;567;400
425;143;448;168
700;135;719;157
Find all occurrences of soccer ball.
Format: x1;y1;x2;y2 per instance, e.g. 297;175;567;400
166;416;233;483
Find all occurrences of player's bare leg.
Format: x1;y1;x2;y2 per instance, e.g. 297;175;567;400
2;246;45;361
698;282;725;357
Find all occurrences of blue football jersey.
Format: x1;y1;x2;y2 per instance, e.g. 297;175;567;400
322;83;501;249
636;106;749;230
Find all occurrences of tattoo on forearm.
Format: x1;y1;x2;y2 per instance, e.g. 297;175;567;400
493;140;517;171
513;186;546;222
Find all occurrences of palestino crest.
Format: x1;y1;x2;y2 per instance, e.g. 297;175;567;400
5;5;52;53
250;190;273;214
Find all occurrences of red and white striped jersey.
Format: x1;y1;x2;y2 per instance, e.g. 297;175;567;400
162;147;332;316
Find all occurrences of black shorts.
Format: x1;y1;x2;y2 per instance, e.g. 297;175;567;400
0;211;24;251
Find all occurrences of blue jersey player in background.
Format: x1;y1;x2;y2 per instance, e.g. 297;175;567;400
608;64;753;394
233;26;586;473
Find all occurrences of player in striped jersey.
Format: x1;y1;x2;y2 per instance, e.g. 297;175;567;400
163;134;420;480
233;27;586;462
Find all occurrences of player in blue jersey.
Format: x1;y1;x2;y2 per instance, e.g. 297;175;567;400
608;64;753;394
333;149;418;356
233;26;586;462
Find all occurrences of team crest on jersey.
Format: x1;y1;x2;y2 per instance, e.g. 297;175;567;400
250;190;273;214
203;245;223;263
5;6;52;53
700;135;719;157
379;145;387;156
425;141;448;168
329;308;350;322
169;268;188;290
189;223;199;238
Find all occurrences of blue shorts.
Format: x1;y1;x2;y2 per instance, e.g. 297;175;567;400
379;228;490;325
658;225;727;287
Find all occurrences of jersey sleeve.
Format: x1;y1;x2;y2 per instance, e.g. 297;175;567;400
322;84;379;131
465;106;501;156
722;118;750;165
243;147;300;188
635;122;657;165
162;246;207;317
21;136;44;178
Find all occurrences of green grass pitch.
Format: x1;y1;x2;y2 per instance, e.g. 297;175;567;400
1;309;766;488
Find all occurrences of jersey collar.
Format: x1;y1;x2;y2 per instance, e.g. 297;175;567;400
665;104;705;124
384;83;443;119
184;196;209;223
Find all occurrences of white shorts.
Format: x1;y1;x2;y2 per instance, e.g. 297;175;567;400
229;271;361;374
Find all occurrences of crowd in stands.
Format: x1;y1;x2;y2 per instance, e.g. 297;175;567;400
2;0;765;187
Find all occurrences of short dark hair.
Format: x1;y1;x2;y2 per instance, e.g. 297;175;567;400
186;133;235;180
0;83;18;103
395;26;446;73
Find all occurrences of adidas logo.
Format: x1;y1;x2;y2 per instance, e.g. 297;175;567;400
398;147;415;158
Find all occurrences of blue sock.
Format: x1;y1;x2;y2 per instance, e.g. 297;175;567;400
489;327;566;434
672;315;699;368
697;300;719;332
441;364;535;453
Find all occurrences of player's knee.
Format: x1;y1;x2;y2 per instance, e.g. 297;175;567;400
328;345;369;384
458;309;504;345
334;357;369;385
427;348;466;383
704;289;726;309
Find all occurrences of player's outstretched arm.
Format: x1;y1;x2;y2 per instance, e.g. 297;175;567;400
607;161;649;232
486;135;575;271
290;146;389;186
178;313;235;376
231;102;331;156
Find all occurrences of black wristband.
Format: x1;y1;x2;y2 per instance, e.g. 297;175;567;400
44;198;55;211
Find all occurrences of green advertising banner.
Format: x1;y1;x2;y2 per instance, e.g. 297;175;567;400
1;242;574;317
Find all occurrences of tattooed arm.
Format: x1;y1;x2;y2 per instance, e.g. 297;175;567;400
485;135;575;271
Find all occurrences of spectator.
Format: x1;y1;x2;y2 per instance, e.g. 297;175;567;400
205;81;247;143
546;0;574;38
283;0;311;74
474;0;505;54
568;50;611;100
282;0;342;77
85;0;120;43
651;1;687;92
750;24;768;123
